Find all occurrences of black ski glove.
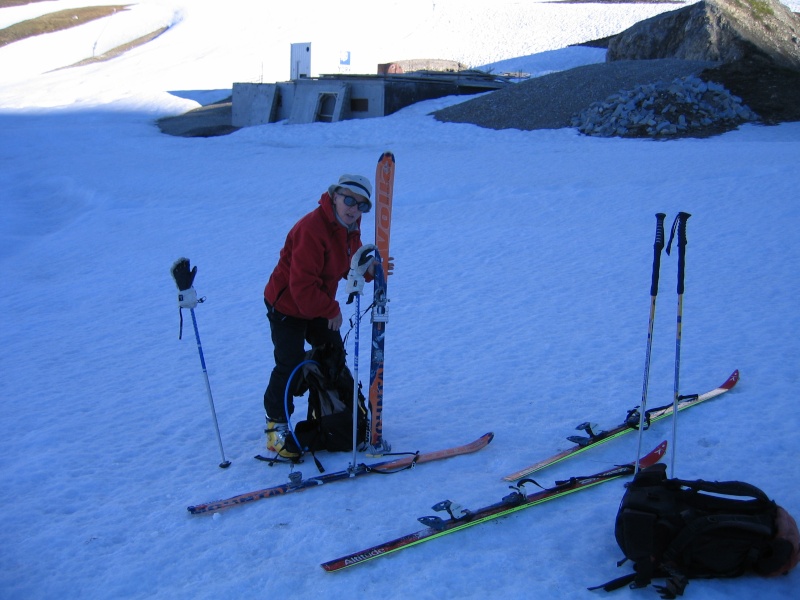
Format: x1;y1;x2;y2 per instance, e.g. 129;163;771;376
171;257;198;309
172;257;197;291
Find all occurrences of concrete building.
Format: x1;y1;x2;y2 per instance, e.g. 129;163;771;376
232;55;513;127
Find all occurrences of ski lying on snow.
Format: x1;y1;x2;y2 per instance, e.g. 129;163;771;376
321;441;668;572
187;432;493;515
502;370;738;481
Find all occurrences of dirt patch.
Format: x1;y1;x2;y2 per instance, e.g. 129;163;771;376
63;25;168;68
0;1;50;7
1;3;170;69
0;5;130;48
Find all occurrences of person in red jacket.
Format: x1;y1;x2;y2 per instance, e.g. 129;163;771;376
263;173;374;458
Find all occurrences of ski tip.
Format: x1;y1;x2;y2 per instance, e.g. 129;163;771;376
485;432;495;444
640;440;668;468
377;151;395;163
722;369;740;390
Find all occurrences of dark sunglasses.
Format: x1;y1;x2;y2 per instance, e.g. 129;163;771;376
338;192;370;213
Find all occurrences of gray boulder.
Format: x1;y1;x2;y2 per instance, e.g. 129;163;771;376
571;75;758;138
607;0;800;71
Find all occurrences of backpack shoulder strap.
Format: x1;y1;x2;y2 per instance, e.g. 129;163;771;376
630;462;668;486
303;362;347;415
671;478;775;517
672;478;771;503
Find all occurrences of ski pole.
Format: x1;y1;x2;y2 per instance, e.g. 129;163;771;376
665;212;691;477
635;213;666;473
350;291;361;472
171;258;231;469
189;308;231;469
344;245;376;473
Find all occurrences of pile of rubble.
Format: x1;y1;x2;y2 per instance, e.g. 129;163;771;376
570;75;758;138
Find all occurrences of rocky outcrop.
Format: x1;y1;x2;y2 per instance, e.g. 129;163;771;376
571;0;800;138
607;0;800;71
571;75;757;138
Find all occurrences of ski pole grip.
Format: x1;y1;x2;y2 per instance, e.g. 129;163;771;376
650;213;666;296
676;212;691;248
676;212;691;295
654;213;666;249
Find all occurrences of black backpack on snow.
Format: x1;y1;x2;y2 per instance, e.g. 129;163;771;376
595;463;794;598
289;343;368;455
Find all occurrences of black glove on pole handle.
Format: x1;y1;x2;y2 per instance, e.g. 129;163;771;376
665;212;691;477
172;257;197;291
171;257;199;339
170;257;231;469
635;213;667;472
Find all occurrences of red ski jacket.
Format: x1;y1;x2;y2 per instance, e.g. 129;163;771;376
264;192;367;321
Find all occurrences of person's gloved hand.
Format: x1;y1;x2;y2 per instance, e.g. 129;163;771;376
372;255;394;277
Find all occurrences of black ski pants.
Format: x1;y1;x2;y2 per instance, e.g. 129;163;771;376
263;300;344;422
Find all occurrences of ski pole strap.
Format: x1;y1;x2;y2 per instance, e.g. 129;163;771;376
666;212;691;295
177;299;205;340
517;477;545;490
644;393;698;417
650;213;667;296
310;451;325;474
366;451;420;475
343;302;373;348
587;572;638;592
554;464;635;487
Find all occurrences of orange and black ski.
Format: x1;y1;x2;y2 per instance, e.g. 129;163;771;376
367;151;395;455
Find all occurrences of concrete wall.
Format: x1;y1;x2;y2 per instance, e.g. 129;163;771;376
287;81;350;124
231;83;279;127
233;79;390;125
